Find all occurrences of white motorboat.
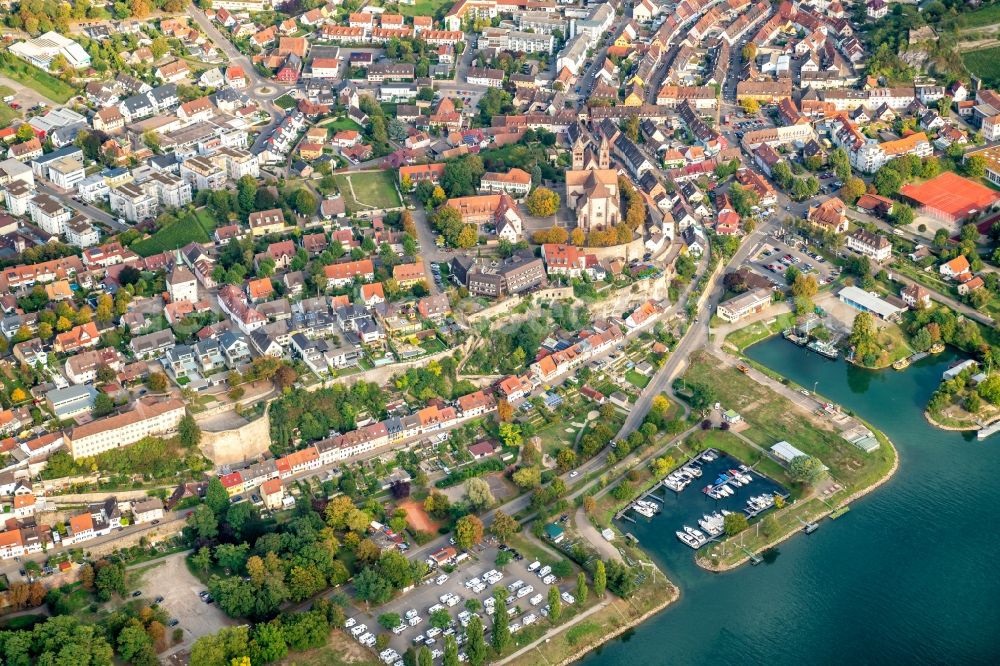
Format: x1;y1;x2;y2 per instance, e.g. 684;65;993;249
676;531;700;548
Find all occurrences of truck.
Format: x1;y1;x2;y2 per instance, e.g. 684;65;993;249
736;363;749;374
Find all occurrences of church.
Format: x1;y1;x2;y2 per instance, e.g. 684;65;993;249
566;131;620;232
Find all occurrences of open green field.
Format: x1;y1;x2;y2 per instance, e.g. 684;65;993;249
724;311;796;350
960;4;1000;28
963;46;1000;88
0;55;77;103
682;351;895;493
332;171;401;214
396;0;453;18
131;210;218;257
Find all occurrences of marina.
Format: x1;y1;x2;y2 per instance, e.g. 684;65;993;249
582;337;1000;666
616;449;788;551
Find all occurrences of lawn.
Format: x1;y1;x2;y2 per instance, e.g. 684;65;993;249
274;94;298;109
0;54;77;103
420;337;447;354
625;369;651;388
332;171;401;214
396;0;453;18
131;210;219;257
963;46;1000;88
724;312;796;350
325;117;364;132
0;103;17;127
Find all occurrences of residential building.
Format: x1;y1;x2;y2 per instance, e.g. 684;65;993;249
66;398;185;459
846;228;892;263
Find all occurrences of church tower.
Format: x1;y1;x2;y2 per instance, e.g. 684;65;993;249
572;135;587;171
598;133;610;170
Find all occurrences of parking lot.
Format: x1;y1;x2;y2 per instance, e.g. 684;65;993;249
132;552;237;653
347;542;574;664
749;238;839;288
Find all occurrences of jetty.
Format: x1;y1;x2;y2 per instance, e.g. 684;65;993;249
783;329;808;346
741;546;762;565
977;419;1000;440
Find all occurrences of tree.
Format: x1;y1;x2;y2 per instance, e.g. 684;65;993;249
491;587;512;653
788;455;825;484
548;586;562;622
215;543;249;573
443;635;459;666
723;512;749;536
250;621;288;664
418;646;433;666
741;42;757;62
94;560;126;601
430;608;451;630
576;572;589;606
355;567;393;607
792;273;818;300
512;466;541;489
424;491;451;519
890;203;915;226
465;477;495;511
525;187;560;217
840;177;866;204
456;224;478;248
454;514;484;550
379;612;402;630
206;477;230;516
966;154;987;178
490;510;518;543
498;422;522;448
190;505;219;541
466;615;487;666
739;98;760;114
848;311;880;365
294;188;316;215
495;549;513;569
556;448;577;472
497;399;514;422
978;375;1000;405
118;619;156;665
16;124;35;142
593;560;606;597
179;414;201;449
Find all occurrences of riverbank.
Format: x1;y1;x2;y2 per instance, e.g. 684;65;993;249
674;348;897;571
503;567;679;666
698;431;899;572
578;333;1000;666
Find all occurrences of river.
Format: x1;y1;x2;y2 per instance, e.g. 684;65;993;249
582;337;1000;665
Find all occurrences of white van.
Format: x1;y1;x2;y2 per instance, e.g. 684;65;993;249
527;561;541;572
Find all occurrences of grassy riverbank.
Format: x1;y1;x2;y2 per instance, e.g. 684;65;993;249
677;351;897;570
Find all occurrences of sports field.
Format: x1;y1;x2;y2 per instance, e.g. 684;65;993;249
898;172;1000;221
332;171;401;214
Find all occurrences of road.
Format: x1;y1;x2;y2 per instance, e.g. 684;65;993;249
186;5;289;152
0;511;188;580
37;182;123;232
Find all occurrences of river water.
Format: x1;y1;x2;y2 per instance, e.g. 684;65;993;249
583;337;1000;665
